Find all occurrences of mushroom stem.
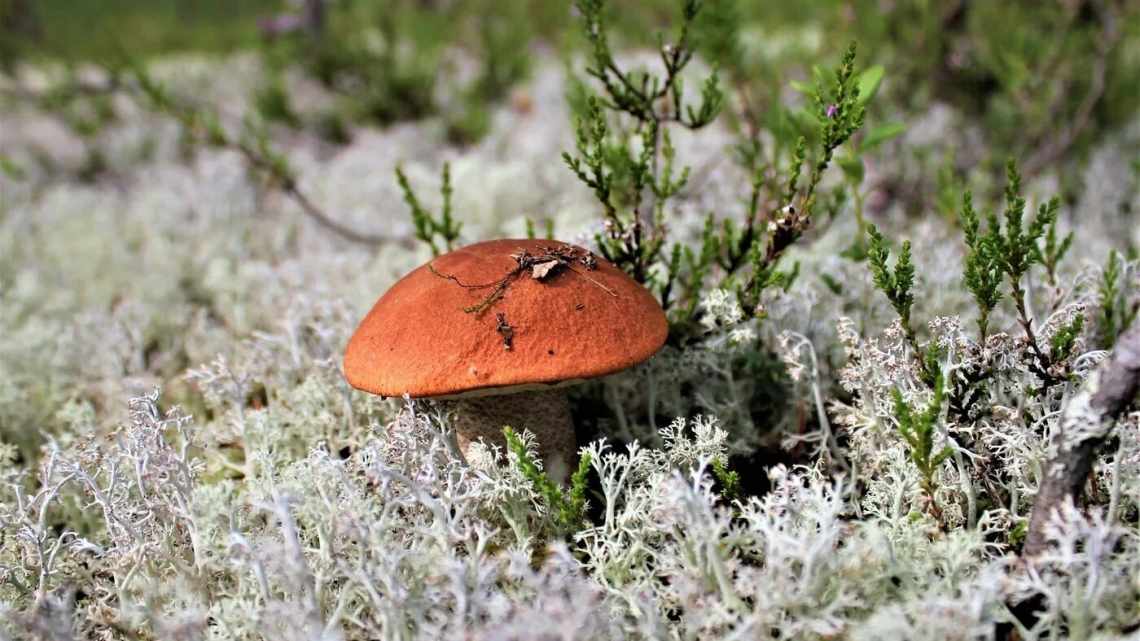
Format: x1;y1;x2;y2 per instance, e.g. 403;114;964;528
449;388;578;483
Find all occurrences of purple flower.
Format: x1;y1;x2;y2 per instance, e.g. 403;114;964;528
825;104;838;119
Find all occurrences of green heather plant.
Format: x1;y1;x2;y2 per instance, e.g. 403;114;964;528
989;163;1060;327
866;224;915;343
563;0;724;287
564;0;879;338
1099;249;1139;349
890;374;951;517
959;190;1004;341
503;426;592;538
396;162;461;256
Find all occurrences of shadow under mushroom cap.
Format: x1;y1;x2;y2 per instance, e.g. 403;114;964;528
343;238;668;398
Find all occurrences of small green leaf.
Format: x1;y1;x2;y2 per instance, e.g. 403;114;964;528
860;122;906;151
788;108;820;136
711;458;741;501
789;79;814;94
810;64;826;92
838;156;864;183
0;154;26;181
820;272;843;295
856;65;885;106
840;241;868;262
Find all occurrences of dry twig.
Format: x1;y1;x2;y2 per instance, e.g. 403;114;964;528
1024;319;1140;557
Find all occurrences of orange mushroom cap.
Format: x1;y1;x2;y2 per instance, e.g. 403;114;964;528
344;238;668;398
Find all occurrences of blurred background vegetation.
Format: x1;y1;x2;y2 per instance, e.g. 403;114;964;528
2;0;1130;156
4;0;1137;169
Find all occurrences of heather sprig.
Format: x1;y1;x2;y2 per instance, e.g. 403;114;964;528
1040;213;1073;287
737;42;871;314
396;162;461;256
1099;250;1138;348
1050;313;1084;362
567;5;875;333
867;224;916;344
805;42;867;209
575;0;724;130
503;426;591;537
891;374;952;517
711;456;741;501
866;224;947;387
990;159;1062;382
959;190;1003;341
564;0;722;289
954;160;1062;382
990;159;1060;287
562;96;616;220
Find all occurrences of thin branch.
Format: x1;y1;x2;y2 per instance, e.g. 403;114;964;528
224;137;396;246
4;69;399;247
1023;319;1140;557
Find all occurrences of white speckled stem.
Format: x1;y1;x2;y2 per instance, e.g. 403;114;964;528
1024;321;1140;558
449;389;577;483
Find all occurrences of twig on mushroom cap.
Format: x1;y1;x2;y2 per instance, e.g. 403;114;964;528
495;313;514;351
1023;320;1140;558
428;243;615;316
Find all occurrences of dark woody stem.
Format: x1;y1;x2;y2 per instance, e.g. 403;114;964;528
1024;321;1140;557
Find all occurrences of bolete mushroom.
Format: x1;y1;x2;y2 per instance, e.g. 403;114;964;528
343;238;667;480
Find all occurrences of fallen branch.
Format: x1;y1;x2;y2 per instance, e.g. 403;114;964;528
226;135;396;246
129;69;402;247
1023;319;1140;557
4;66;397;247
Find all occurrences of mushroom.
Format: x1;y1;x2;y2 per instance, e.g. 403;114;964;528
343;238;667;480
